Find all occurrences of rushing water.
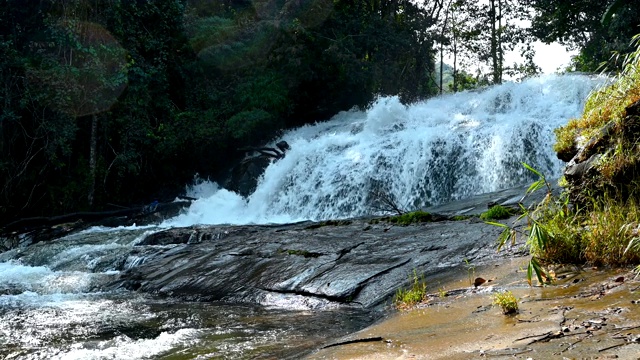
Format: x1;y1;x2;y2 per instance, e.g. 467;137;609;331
1;75;605;359
0;229;374;359
167;74;603;227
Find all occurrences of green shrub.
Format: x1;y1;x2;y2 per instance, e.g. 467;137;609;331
492;291;518;315
554;34;640;168
525;186;640;266
491;163;640;286
226;109;279;145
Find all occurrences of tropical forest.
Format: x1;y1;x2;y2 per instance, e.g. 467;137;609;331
2;0;640;358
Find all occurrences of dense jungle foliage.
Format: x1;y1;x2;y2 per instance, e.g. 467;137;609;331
0;0;637;224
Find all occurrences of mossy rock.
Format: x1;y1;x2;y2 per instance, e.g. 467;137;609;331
305;220;353;230
451;215;473;221
480;205;514;221
388;211;432;225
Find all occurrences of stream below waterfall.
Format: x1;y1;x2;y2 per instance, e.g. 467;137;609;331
0;75;605;359
0;228;375;359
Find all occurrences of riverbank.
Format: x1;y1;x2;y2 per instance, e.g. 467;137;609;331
306;258;640;359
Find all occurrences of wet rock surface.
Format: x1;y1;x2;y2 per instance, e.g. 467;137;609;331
112;217;507;308
108;183;549;309
307;263;640;359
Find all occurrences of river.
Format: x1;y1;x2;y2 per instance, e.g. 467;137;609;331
0;74;604;359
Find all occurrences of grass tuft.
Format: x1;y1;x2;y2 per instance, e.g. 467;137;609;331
492;290;518;315
480;205;514;221
393;270;427;310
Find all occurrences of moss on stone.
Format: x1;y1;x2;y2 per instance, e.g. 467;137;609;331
305;220;352;230
480;205;514;221
388;211;432;225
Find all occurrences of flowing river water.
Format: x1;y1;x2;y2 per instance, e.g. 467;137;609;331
0;75;605;359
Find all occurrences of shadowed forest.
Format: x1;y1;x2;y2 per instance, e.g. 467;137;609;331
1;0;638;224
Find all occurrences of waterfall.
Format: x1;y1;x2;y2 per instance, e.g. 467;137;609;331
166;74;605;227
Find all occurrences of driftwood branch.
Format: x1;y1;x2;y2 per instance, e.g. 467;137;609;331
369;189;405;215
598;342;628;352
322;337;384;349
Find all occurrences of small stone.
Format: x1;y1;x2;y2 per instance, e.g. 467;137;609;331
473;277;487;287
562;326;570;332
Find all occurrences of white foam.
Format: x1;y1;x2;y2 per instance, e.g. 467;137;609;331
167;74;605;227
52;329;200;360
0;261;94;297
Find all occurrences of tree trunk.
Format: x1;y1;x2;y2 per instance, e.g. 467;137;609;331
88;114;98;207
452;5;458;92
440;42;444;94
439;0;452;95
498;0;503;84
490;0;499;84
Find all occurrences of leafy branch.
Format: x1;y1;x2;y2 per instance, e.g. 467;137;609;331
488;162;554;286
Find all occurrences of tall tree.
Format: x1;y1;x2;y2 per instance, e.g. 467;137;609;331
522;0;640;71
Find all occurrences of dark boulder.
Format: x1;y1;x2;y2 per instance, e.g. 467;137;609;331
223;156;272;197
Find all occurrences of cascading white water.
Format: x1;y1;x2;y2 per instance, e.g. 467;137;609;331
166;74;605;226
0;74;608;359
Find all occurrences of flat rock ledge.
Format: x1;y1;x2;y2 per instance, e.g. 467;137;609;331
111;216;511;309
109;182;546;309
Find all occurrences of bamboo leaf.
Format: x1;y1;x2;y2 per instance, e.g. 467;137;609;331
526;179;545;195
529;221;549;251
485;221;509;229
517;204;528;221
522;162;543;178
530;257;547;285
517;212;528;221
496;227;511;252
625;237;640;255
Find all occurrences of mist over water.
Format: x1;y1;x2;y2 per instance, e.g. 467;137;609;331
166;74;604;227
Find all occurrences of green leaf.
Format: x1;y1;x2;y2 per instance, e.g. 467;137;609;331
526;179;545;195
496;227;511;252
484;221;509;229
522;162;542;178
526;260;534;286
528;257;547;286
529;222;550;253
516;203;529;221
624;236;640;255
